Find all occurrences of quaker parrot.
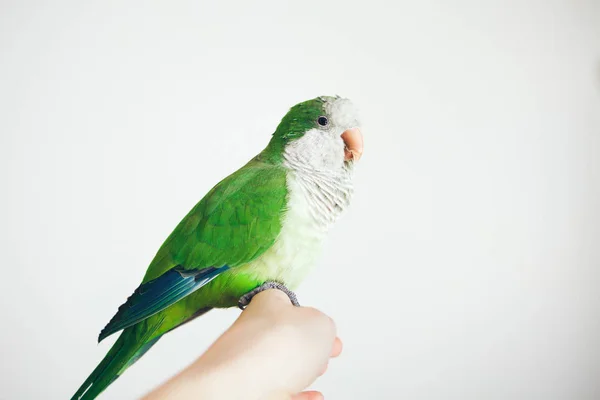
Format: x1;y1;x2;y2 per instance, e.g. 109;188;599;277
71;96;363;399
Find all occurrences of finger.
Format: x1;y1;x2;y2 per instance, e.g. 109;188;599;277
255;289;294;307
292;391;324;400
331;337;343;358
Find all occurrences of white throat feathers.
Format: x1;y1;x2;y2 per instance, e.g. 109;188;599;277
283;128;355;230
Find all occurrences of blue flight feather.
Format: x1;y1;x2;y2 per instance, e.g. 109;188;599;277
98;265;229;342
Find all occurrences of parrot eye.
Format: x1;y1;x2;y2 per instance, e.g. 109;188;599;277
317;116;329;127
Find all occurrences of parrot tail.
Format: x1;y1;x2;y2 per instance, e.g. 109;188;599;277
70;323;162;400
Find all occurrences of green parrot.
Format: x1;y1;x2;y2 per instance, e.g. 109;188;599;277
71;95;363;400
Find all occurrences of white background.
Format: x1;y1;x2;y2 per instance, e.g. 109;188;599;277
1;1;599;399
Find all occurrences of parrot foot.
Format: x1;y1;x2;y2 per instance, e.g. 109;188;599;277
238;281;300;310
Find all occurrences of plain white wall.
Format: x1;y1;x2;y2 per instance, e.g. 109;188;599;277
1;1;599;399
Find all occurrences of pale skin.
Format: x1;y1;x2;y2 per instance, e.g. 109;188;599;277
142;289;343;400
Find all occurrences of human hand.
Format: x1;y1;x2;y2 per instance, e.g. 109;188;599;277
231;289;342;400
142;289;342;400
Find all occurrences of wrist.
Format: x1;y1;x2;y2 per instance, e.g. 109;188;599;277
187;322;284;400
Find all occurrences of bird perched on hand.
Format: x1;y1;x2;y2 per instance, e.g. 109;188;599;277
71;95;363;399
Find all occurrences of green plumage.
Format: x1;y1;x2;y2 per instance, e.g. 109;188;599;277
73;160;287;399
72;97;335;400
143;158;288;284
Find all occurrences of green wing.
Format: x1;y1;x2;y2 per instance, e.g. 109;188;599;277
99;159;288;340
144;158;288;282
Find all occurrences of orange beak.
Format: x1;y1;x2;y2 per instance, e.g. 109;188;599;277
341;128;363;162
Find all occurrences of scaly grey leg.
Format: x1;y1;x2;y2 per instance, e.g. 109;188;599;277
238;281;300;309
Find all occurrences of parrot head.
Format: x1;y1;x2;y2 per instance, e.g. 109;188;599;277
265;96;363;172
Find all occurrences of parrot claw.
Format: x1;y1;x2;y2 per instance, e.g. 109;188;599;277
238;281;300;309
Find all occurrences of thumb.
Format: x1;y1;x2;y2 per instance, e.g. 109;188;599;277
292;391;324;400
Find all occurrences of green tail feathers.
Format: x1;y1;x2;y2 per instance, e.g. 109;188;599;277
72;296;214;399
71;327;162;400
